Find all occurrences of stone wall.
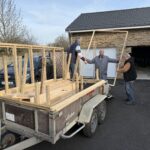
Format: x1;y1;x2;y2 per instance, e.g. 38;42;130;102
70;29;150;53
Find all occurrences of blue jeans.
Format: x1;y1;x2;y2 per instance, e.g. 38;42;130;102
125;81;136;102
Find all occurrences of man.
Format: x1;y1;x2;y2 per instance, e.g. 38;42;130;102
86;49;118;80
117;53;137;105
67;38;86;78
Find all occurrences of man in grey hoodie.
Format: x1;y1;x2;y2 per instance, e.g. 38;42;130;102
86;49;118;80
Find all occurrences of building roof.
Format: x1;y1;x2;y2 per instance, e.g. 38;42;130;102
66;7;150;32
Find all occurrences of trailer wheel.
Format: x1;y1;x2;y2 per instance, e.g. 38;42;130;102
83;110;98;137
97;100;107;125
1;132;17;149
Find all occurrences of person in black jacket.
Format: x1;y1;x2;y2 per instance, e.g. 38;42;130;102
67;38;86;79
117;53;137;105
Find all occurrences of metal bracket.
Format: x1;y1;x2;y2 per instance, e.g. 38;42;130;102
61;123;85;139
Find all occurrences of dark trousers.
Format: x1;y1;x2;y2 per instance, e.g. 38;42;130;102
69;63;75;79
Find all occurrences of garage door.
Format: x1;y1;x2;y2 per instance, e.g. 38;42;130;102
80;48;117;78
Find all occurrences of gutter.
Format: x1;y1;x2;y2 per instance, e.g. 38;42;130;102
66;25;150;33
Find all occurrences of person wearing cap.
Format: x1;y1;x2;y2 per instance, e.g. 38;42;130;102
67;38;86;79
117;53;137;105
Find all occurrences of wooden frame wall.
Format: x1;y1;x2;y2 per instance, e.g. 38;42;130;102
0;43;64;94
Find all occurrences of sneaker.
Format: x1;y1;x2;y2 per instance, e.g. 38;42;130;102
107;94;113;99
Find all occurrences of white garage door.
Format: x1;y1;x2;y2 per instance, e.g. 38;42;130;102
80;48;117;78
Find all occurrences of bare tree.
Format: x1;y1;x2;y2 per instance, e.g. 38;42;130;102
49;34;69;50
0;0;35;44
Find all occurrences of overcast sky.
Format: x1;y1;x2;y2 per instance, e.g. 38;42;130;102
15;0;150;44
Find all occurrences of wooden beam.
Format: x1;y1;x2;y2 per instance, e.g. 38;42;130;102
40;49;46;94
65;53;72;79
12;45;19;89
80;76;84;90
62;51;65;79
2;55;9;93
85;30;95;55
43;49;46;81
18;56;22;85
76;73;79;92
110;31;129;86
64;54;67;79
40;56;46;94
53;49;57;80
96;68;99;80
0;43;64;51
29;47;35;83
21;53;28;94
35;82;39;104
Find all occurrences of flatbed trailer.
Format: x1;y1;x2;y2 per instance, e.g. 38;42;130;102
0;79;108;149
0;43;109;149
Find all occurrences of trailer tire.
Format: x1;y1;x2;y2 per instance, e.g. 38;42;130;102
97;100;107;125
83;110;98;137
1;131;17;149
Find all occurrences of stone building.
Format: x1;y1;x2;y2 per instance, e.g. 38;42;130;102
66;7;150;79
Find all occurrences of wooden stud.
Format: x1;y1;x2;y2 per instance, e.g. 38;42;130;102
65;53;72;79
110;31;128;86
42;49;46;81
93;41;97;57
62;51;65;79
18;56;22;86
40;49;46;94
85;30;95;55
96;68;100;80
80;76;84;90
76;73;79;92
12;45;20;89
0;43;64;50
18;56;22;94
64;53;67;78
35;82;39;104
2;55;9;93
53;49;57;80
40;56;46;94
21;53;28;94
29;47;35;83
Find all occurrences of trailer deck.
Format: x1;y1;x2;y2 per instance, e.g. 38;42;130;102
0;79;76;107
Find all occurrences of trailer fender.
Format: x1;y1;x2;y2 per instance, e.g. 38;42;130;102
78;94;107;124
